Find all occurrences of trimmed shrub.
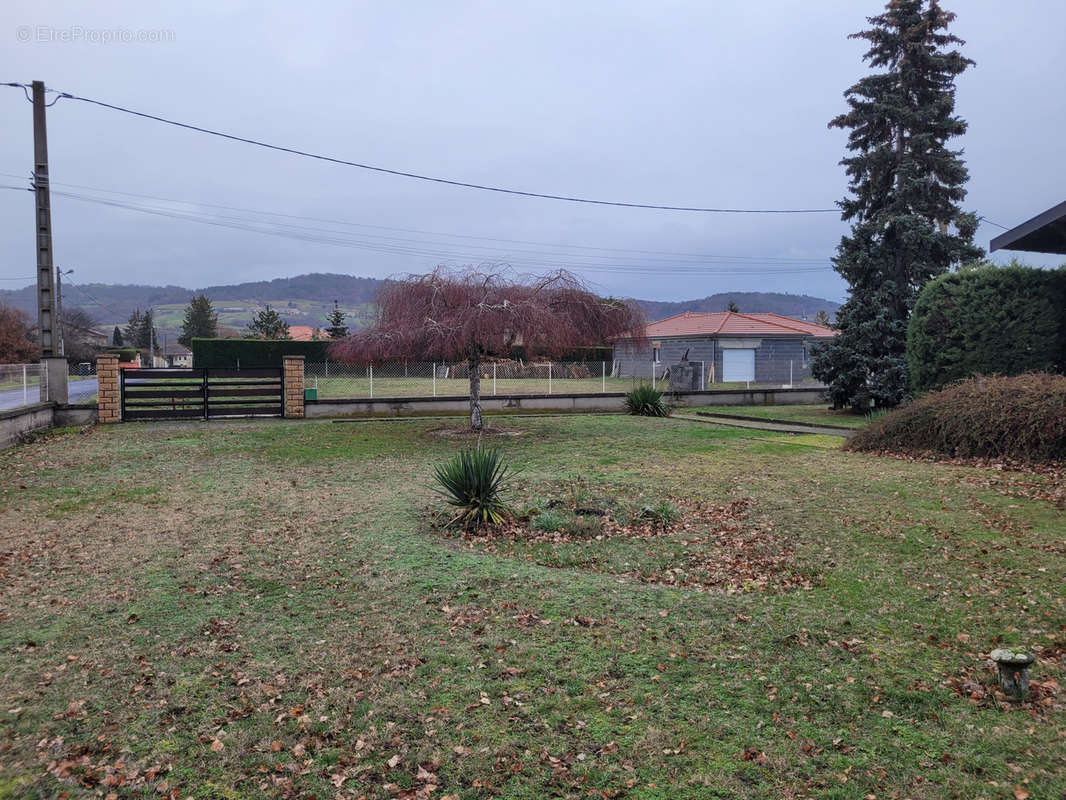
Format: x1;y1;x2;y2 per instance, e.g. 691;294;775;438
106;347;139;362
846;373;1066;462
624;385;669;417
191;338;331;369
906;264;1066;393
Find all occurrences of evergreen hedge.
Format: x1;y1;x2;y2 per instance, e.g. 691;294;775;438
191;338;331;368
906;265;1066;393
105;347;139;362
190;339;614;369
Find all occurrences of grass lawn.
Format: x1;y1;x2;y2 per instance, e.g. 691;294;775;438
1;416;1063;798
690;404;873;429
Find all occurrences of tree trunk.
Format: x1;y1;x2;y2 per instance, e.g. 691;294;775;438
468;353;483;431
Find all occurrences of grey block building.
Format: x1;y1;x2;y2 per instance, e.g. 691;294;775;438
614;311;836;386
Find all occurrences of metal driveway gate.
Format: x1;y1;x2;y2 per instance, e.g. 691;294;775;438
121;368;283;420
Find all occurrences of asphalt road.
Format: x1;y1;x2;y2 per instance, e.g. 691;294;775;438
0;377;98;411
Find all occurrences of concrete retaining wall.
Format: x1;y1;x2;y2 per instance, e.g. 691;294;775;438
56;404;99;427
0;403;99;450
306;387;827;419
0;403;55;449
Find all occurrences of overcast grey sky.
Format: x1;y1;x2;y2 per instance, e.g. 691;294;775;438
1;0;1063;302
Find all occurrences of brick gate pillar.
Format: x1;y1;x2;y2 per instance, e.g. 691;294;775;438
96;353;121;423
283;355;305;418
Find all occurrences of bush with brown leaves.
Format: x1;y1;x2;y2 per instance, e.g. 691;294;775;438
847;373;1066;462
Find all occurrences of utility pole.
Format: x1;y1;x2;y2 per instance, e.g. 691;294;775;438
32;80;67;403
55;266;71;357
32;81;57;356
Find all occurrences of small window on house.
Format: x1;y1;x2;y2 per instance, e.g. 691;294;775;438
652;345;661;363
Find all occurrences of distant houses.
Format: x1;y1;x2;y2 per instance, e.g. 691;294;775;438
287;326;329;341
615;311;835;384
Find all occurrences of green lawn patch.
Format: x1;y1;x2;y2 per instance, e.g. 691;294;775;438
0;416;1062;798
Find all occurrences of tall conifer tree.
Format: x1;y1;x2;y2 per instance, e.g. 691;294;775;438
246;305;290;339
812;0;982;409
179;294;219;347
125;309;144;349
126;308;158;353
324;300;349;339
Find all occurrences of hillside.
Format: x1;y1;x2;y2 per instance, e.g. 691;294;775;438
0;273;381;335
0;273;839;333
640;292;838;320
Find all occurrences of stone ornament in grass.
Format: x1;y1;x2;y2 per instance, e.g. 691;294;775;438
989;648;1035;699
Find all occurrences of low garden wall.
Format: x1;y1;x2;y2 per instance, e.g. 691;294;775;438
305;387;827;419
0;403;99;450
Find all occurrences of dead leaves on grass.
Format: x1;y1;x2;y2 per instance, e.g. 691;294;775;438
444;497;815;593
858;451;1066;509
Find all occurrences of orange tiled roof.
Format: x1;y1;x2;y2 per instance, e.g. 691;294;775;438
644;311;835;338
288;326;330;341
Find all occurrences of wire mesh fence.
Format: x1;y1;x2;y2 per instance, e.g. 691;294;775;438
305;361;626;399
0;363;47;410
304;360;823;399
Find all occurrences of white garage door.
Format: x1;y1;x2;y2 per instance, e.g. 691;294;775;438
722;349;755;382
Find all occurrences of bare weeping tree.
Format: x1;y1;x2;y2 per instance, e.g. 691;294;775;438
329;266;646;430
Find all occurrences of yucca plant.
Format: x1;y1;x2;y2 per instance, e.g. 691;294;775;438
624;384;670;417
638;499;681;527
433;446;514;527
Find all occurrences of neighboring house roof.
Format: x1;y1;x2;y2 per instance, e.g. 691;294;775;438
287;326;330;341
643;311;836;338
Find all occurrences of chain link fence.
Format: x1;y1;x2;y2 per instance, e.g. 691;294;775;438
305;360;631;399
0;363;47;410
304;360;822;399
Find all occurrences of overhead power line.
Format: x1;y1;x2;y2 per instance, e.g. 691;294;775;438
0;172;831;263
0;177;835;273
978;215;1010;231
36;187;833;276
2;82;837;214
2;185;835;275
61;278;134;320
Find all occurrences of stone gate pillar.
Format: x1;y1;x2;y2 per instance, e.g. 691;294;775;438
96;353;121;423
283;355;305;419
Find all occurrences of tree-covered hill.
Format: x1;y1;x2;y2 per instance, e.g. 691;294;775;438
1;273;839;330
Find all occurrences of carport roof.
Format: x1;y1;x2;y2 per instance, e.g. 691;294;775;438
990;201;1066;255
